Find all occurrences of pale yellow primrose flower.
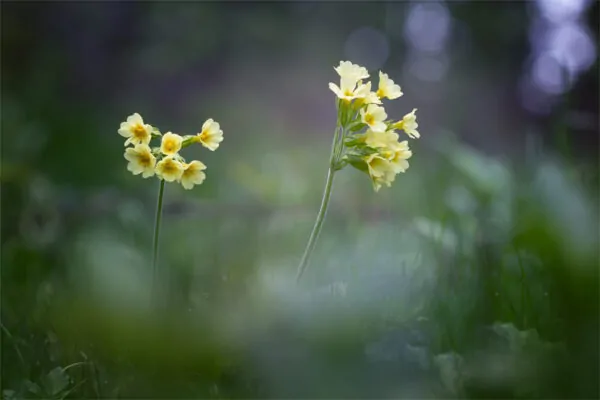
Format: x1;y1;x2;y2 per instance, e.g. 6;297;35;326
364;129;400;149
354;81;382;106
155;156;184;182
118;113;153;146
160;132;183;156
360;104;388;132
382;140;412;173
364;153;397;192
124;144;156;178
394;108;420;139
197;119;223;151
376;71;403;100
334;61;369;81
329;78;366;102
180;160;207;190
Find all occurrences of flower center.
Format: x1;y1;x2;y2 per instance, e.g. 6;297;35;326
343;89;354;97
132;124;146;138
139;153;151;166
163;162;177;173
365;114;375;125
376;88;385;98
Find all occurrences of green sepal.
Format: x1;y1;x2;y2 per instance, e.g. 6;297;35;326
181;135;198;148
387;120;401;131
346;144;377;157
345;154;369;174
151;126;162;137
344;134;365;147
332;157;348;171
348;121;366;132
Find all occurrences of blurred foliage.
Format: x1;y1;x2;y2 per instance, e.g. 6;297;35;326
1;1;598;399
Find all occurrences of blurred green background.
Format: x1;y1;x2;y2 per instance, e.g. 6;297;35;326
1;1;598;398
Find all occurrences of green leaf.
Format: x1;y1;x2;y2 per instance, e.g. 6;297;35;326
24;380;42;395
42;367;70;396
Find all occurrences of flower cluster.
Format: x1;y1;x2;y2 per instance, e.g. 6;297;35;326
118;113;223;189
328;61;420;191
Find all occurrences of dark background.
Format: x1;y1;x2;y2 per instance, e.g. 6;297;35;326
2;1;598;398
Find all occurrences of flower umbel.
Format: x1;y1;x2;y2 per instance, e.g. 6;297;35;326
118;112;224;190
297;60;421;282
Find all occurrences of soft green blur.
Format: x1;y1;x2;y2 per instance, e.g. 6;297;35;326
2;2;598;399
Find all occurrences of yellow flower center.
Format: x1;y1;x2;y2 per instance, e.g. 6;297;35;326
365;114;375;125
132;124;147;138
376;88;385;98
199;131;209;141
138;153;151;166
183;168;195;178
162;161;177;174
343;89;354;97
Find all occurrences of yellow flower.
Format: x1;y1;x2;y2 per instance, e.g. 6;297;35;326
360;104;388;132
394;109;420;139
354;82;382;106
124;144;156;178
155;156;184;182
160;132;183;156
197;119;223;151
118;113;153;146
180;160;207;190
334;61;369;82
364;153;397;192
376;71;403;100
382;140;412;173
364;129;399;149
329;78;368;102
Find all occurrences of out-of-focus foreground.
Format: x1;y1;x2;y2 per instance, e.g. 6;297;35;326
1;2;598;398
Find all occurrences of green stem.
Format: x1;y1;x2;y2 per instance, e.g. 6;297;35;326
152;179;165;295
295;166;336;283
296;126;341;283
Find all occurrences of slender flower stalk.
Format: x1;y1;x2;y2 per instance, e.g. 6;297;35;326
296;61;421;282
152;179;165;295
296;126;342;282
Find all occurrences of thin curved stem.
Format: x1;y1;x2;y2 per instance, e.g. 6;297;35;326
295;166;336;283
152;179;165;296
296;126;342;283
